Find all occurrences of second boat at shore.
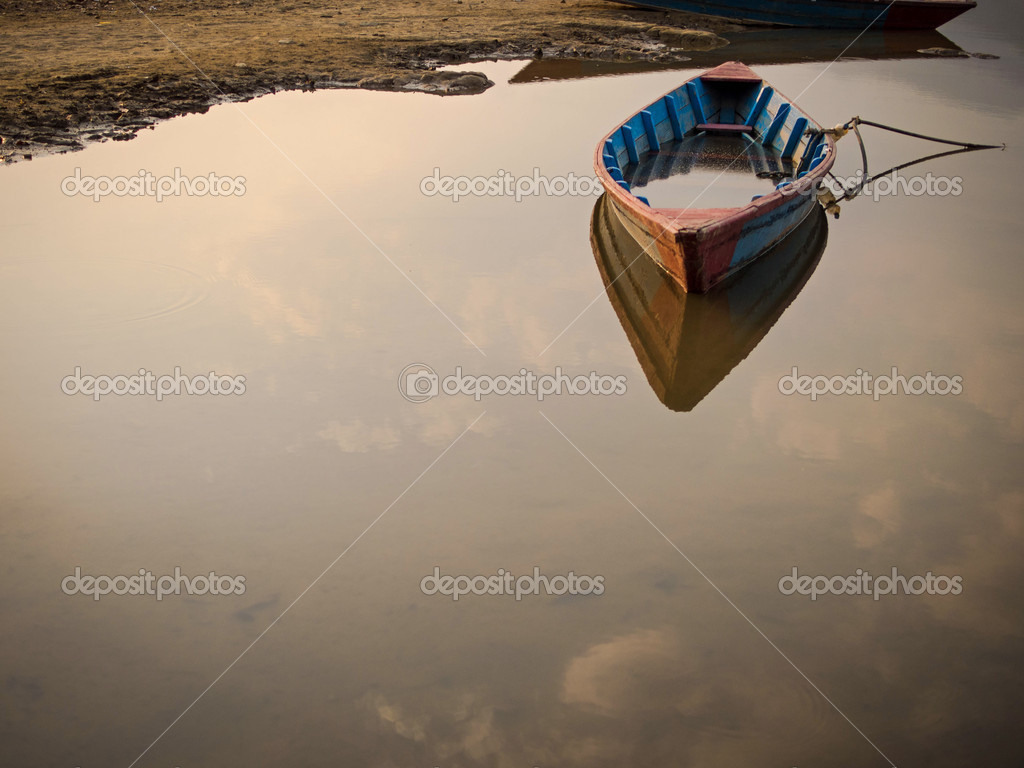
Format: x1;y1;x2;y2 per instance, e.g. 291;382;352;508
608;0;976;30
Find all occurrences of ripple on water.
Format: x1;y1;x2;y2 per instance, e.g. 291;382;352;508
679;666;836;748
0;257;211;335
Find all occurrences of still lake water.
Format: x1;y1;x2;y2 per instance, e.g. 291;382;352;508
2;4;1023;767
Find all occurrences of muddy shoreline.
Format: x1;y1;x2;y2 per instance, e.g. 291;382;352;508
0;0;740;163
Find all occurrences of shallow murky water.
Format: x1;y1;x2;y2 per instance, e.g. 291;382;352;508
626;133;786;209
1;4;1023;767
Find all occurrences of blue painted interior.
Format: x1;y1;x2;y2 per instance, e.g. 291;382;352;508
641;110;661;152
686;82;708;126
762;104;791;147
601;70;825;213
663;94;684;140
746;87;774;127
620;124;641;165
782;116;809;159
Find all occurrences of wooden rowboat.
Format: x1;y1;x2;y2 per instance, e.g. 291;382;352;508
609;0;976;30
592;194;829;411
595;61;836;293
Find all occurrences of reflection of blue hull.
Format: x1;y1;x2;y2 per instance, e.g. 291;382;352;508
510;29;962;84
592;196;829;411
611;0;976;29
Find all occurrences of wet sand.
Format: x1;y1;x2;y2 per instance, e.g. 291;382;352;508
0;0;736;162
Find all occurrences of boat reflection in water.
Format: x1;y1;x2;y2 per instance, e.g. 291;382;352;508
591;194;829;411
511;28;962;84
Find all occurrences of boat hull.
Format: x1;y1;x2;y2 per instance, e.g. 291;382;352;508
608;183;820;293
610;0;976;29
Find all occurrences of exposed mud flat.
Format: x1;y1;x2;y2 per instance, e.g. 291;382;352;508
0;0;736;163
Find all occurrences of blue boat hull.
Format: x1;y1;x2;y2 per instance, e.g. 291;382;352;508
611;0;976;29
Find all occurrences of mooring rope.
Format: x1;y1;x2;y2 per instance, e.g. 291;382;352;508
817;116;1004;210
854;118;1004;151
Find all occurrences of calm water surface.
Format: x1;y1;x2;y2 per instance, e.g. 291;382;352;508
1;4;1023;766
